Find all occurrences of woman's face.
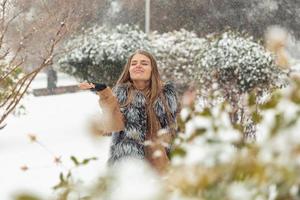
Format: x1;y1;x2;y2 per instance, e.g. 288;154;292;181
129;53;152;81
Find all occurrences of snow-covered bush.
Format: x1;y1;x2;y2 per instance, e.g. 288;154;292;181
195;31;287;100
58;24;152;86
167;75;300;200
151;29;206;88
59;26;207;89
194;31;288;140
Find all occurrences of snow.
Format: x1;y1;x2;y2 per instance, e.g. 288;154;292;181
227;182;255;200
29;72;78;88
0;73;111;200
108;159;163;200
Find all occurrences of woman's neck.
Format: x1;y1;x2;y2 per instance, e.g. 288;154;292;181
132;80;150;91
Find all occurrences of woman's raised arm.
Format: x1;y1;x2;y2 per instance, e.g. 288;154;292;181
78;82;125;134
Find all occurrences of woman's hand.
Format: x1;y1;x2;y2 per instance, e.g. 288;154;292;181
78;82;95;90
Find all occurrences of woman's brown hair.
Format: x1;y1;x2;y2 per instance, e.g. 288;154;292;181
116;50;173;140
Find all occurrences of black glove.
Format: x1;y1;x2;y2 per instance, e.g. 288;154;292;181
90;82;107;92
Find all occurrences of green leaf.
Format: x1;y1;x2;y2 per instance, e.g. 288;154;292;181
70;156;80;166
290;89;300;104
53;172;68;190
82;157;98;165
188;128;207;142
207;138;221;144
199;108;212;117
14;194;41;200
233;124;244;133
80;196;92;200
59;172;64;182
53;172;69;190
248;91;256;106
260;93;281;110
171;147;186;157
66;171;72;179
252;111;262;123
53;182;64;190
285;116;299;128
270;113;283;135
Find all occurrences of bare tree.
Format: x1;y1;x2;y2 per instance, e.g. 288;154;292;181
0;0;103;128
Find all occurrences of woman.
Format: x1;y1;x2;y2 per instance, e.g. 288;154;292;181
79;50;179;173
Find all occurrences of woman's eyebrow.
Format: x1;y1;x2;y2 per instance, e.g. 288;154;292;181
131;60;150;63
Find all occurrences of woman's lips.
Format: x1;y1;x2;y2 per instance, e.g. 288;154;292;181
133;70;144;73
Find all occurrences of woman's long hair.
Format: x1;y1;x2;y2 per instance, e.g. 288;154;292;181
116;50;173;140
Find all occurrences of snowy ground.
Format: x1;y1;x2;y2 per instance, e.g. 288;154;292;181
0;73;111;200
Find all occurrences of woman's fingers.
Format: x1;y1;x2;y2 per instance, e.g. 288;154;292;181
90;83;95;88
78;83;85;89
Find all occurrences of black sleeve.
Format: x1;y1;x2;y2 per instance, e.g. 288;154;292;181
89;82;107;92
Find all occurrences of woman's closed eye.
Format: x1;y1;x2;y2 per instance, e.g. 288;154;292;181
131;60;149;66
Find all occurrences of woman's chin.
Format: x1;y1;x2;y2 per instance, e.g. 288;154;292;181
131;77;150;81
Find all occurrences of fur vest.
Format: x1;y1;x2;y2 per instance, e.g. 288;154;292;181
107;81;178;166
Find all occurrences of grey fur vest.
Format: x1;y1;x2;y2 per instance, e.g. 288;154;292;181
107;81;178;165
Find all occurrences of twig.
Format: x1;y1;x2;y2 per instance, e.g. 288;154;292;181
0;21;66;127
